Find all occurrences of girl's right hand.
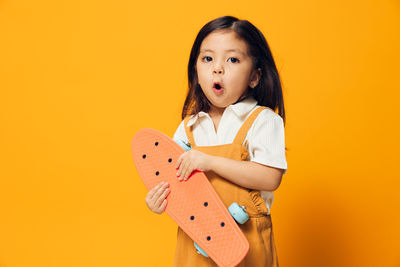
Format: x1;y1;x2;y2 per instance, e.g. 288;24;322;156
145;181;170;214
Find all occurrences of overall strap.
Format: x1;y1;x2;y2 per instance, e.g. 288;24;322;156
183;115;195;147
233;106;269;145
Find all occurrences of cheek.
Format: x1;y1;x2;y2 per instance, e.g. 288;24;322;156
196;66;209;84
233;69;250;85
229;70;249;85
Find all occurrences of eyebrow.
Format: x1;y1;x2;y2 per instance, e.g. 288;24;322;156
200;49;246;56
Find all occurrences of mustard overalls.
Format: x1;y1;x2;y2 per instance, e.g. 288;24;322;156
173;106;279;267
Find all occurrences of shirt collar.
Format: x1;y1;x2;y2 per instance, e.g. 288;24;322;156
186;96;258;127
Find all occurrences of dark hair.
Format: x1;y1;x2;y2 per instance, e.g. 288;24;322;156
181;15;286;126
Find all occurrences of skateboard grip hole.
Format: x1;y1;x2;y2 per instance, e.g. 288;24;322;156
168;158;172;163
207;236;211;241
156;171;159;176
155;142;159;146
221;222;225;227
204;202;208;207
142;154;146;159
190;216;195;220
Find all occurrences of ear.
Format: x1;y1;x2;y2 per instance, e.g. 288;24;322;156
249;68;262;88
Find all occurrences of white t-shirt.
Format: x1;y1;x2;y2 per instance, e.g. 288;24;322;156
172;96;287;214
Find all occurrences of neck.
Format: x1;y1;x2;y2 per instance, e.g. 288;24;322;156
209;105;225;118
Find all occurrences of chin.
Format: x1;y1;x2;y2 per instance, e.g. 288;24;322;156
209;101;230;109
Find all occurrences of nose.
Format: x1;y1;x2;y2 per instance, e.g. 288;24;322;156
213;63;224;75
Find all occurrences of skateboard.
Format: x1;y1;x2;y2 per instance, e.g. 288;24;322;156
131;128;250;267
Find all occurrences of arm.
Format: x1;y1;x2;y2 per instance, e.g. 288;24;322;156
175;150;283;192
208;155;283;191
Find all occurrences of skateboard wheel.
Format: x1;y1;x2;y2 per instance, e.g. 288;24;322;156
193;241;209;257
175;139;192;151
228;203;249;224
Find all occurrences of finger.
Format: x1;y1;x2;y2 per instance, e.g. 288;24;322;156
176;156;184;177
183;163;193;181
175;156;180;169
151;182;164;192
148;182;163;200
155;186;170;207
151;182;168;201
178;158;189;180
178;152;189;170
181;162;189;180
175;152;185;169
158;199;167;213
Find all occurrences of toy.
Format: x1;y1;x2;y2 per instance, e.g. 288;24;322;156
131;128;250;267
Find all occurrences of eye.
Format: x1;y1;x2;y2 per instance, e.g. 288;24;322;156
228;57;240;63
202;56;212;62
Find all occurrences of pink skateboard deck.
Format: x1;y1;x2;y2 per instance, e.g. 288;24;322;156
131;128;249;267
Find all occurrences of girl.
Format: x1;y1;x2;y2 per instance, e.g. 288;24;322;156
145;15;287;266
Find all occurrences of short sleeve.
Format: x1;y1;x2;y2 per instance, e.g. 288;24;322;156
172;120;189;144
246;111;288;175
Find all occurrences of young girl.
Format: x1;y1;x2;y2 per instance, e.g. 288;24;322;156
145;15;287;266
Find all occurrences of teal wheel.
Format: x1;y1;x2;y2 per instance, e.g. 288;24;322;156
193;241;208;257
228;203;249;224
175;139;192;151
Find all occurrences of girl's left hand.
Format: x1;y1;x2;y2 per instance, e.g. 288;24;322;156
175;149;212;181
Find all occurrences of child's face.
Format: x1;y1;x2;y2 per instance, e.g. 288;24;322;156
196;30;261;114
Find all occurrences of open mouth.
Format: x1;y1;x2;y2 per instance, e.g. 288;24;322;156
213;82;224;95
213;82;223;90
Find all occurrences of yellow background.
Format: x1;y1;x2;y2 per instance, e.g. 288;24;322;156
1;0;399;266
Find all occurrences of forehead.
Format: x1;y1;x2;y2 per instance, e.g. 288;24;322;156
199;30;249;56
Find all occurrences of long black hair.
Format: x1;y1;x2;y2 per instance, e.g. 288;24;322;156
182;15;286;126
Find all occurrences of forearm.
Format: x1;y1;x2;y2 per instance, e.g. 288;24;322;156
208;155;283;191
